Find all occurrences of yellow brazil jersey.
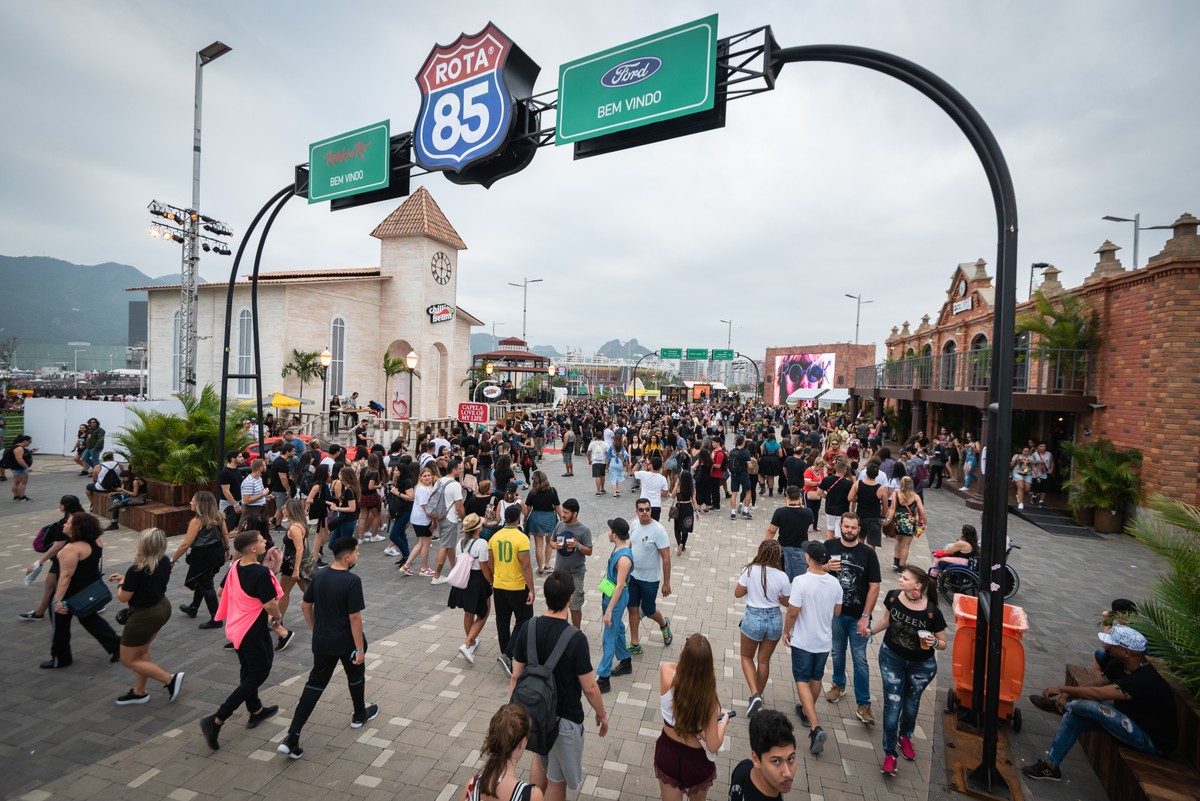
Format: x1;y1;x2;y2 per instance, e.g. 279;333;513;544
489;526;529;591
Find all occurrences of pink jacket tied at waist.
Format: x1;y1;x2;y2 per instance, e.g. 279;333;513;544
215;562;282;649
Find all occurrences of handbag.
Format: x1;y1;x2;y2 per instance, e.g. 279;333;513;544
64;577;113;618
668;504;678;521
882;518;898;539
299;540;317;582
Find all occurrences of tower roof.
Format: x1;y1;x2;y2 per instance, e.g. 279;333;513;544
370;186;467;250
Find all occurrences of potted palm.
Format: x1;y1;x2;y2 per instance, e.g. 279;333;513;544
1061;439;1142;533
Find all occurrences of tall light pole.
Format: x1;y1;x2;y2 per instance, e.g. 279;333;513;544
406;350;419;421
507;277;542;342
177;40;232;398
719;319;732;349
319;349;332;413
1101;213;1173;268
844;294;874;345
69;342;90;390
491;321;504;350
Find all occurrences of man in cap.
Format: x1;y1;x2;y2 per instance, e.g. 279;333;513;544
783;540;843;755
1023;626;1178;782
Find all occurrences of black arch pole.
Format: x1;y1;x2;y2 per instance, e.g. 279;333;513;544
734;352;761;397
631;351;655;398
772;45;1019;794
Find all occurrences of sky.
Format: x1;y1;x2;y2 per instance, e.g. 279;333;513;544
2;1;1196;362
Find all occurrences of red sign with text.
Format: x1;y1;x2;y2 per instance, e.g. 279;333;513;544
458;402;489;424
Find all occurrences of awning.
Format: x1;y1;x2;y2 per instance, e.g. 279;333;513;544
785;387;850;406
239;392;314;409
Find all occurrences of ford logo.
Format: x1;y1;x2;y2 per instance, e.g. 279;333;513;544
600;57;662;88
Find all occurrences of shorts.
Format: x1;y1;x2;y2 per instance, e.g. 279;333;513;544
627;577;659;617
653;731;716;795
739;605;783;642
121;597;171;647
592;463;606;478
825;514;843;535
12;467;29;476
562;450;573;465
790;646;830;683
729;473;752;494
413;523;434;538
537;718;585;790
271;491;288;511
436;518;461;549
569;577;586;611
861;517;883;548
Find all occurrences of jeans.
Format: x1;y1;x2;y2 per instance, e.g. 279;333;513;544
388;510;411;558
806;499;822;531
878;643;938;757
782;547;808;582
82;448;100;468
963;458;977;490
289;652;366;737
1047;699;1161;766
598;591;630;678
831;614;871;706
330;517;358;542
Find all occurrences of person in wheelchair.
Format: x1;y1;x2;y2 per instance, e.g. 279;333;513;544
928;524;978;577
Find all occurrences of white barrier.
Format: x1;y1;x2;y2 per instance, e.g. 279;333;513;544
22;398;184;456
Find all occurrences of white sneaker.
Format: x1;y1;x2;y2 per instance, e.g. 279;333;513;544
370;535;387;543
459;643;476;664
383;546;400;556
959;486;970;492
1018;502;1024;510
430;576;449;585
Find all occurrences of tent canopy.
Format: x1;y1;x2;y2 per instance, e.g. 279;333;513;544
239;392;313;409
785;387;850;406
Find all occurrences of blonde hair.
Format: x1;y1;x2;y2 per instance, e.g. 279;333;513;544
899;476;916;496
283;498;308;527
192;490;223;529
134;528;167;574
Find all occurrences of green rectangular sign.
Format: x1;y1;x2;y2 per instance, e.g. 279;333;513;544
569;370;580;377
659;348;682;359
556;15;718;145
308;121;390;204
685;349;709;360
711;349;734;361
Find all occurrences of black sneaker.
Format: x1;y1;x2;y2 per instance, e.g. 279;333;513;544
166;672;185;703
246;705;279;729
795;703;810;728
1021;760;1062;782
275;630;295;652
1028;694;1063;715
18;610;44;621
612;658;633;677
277;734;304;760
199;715;221;750
747;694;764;718
497;654;513;677
105;522;119;531
116;689;149;705
179;604;198;618
223;641;235;650
351;704;379;729
809;726;827;755
198;620;222;630
597;676;611;694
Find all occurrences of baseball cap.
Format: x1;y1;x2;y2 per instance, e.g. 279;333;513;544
608;517;630;540
562;498;580;513
1109;599;1137;614
1098;625;1147;652
804;540;830;565
506;481;518;492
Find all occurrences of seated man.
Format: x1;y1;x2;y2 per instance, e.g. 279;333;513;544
1022;626;1177;782
85;452;124;511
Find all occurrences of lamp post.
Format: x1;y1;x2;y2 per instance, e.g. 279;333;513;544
1028;262;1049;299
405;350;419;421
507;277;542;342
69;342;90;391
319;349;332;414
491;321;504;351
844;294;874;345
718;319;732;349
1101;213;1173;268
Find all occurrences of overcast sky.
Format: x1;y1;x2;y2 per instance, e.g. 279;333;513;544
2;1;1195;361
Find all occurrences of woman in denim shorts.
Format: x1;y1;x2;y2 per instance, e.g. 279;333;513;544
734;540;792;718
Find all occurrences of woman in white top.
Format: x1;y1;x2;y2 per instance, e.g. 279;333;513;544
734;539;791;717
401;465;438;577
448;514;493;665
655;634;732;801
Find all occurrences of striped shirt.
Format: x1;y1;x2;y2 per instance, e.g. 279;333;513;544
241;474;267;507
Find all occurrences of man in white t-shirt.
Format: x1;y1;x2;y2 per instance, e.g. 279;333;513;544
587;432;609;496
783;540;843;756
627;499;674;655
634;456;670;521
430;460;466;585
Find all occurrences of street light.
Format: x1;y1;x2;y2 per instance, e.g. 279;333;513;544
844;294;874;345
405;350;419;421
485;361;494;376
319;349;332;413
1028;262;1049;299
1102;213;1173;268
68;341;90;391
507;277;543;342
719;319;732;349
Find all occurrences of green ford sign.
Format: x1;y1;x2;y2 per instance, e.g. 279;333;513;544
308;121;391;203
556;15;718;145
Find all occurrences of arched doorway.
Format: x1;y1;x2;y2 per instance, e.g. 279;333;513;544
919;343;933;388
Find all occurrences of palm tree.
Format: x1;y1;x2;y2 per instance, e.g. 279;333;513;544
1017;290;1100;389
461;364;491;387
280;349;323;399
383;353;420;419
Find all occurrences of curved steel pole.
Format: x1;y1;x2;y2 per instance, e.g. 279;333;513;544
734;352;761;398
773;45;1018;794
248;191;295;458
631;351;654;400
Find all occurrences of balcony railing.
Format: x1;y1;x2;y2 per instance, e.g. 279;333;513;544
854;348;1093;395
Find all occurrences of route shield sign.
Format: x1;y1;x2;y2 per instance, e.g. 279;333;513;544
556;15;718;145
414;23;520;173
659;348;682;359
308;122;390;204
712;349;734;360
685;349;709;360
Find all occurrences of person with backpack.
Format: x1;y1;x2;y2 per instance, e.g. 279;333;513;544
430;459;466;586
84;451;123;512
508;570;609;801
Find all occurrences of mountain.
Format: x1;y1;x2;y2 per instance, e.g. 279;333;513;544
0;255;182;345
597;338;653;359
529;345;563;358
469;332;561;357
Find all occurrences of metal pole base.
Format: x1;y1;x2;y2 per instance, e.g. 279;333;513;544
966;764;1013;799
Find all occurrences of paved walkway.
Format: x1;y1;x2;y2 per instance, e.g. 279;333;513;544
1;454;1161;801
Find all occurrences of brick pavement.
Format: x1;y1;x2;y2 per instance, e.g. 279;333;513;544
1;454;1162;801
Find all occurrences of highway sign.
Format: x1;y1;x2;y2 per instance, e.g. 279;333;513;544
712;349;734;360
685;349;709;360
659;348;682;359
308;121;391;203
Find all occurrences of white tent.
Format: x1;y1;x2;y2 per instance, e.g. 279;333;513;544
785;387;850;406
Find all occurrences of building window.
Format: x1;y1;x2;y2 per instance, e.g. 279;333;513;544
329;317;346;397
171;310;182;393
236;309;254;398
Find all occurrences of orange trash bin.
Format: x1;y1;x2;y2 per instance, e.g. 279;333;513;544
947;593;1029;731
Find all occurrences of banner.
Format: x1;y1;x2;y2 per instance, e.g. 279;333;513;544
773;353;836;405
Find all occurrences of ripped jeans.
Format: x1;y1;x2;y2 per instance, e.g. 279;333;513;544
879;643;938;757
1047;699;1160;766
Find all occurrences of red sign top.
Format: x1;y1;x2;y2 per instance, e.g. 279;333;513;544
417;23;513;94
458;402;489;424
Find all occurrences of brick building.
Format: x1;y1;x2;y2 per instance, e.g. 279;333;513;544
853;212;1200;505
763;344;876;406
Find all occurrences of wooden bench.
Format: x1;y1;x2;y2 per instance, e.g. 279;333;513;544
1065;663;1200;801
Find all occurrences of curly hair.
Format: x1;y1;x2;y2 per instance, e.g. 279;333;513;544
743;539;783;598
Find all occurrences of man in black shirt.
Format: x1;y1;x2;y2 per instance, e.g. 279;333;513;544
1023;626;1178;782
509;570;609;801
782;448;807;490
278;537;375;759
268;444;293;530
728;709;795;801
765;486;814;580
824;512;881;725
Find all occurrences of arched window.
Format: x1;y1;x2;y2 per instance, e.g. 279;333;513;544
171;310;182;393
236;309;254;397
329;317;346;397
940;340;957;390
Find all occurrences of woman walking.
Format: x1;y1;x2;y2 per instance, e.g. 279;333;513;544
654;633;732;801
108;528;184;705
960;434;979;492
671;470;695;556
462;704;543;801
384;460;415;559
20;495;83;621
735;540;791;718
449;514;493;665
401;465;438;577
522;470;560;576
607;433;630;498
803;456;826;535
44;512;121;668
199;528;286;751
306;464;332;564
358;454;384;543
872;566;947;776
276;498;313;650
173;491;229;630
886;477;926;573
328;468;361;543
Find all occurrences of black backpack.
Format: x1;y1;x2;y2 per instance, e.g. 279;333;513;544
727;448;746;474
100;463;123;491
510;619;576;756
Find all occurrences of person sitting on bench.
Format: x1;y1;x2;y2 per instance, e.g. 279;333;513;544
1022;626;1177;782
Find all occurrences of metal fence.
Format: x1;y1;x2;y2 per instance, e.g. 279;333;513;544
854;348;1092;394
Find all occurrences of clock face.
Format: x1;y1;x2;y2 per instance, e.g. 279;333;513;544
431;252;452;285
958;279;967;297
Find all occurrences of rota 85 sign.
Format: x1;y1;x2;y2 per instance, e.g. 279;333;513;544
414;23;519;172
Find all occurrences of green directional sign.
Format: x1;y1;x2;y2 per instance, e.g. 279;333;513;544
685;349;709;360
556;15;718;145
569;370;580;377
308;121;390;204
659;348;682;359
712;349;734;361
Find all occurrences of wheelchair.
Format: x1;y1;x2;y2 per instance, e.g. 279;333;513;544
932;539;1020;605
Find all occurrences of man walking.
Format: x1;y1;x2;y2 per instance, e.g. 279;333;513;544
218;450;245;530
765;485;815;581
783;541;843;755
561;426;575;477
597;518;634;694
588;431;608;496
550;498;592;629
634;455;670;520
824;512;881;725
430;459;465;585
627;499;673;655
490;504;535;676
241;459;270;514
277;537;378;759
509;571;609;801
268;443;294;530
83;418;105;470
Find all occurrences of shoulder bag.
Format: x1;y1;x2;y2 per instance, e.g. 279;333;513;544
65;577;113;618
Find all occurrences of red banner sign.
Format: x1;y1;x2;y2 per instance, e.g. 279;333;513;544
458;402;489;424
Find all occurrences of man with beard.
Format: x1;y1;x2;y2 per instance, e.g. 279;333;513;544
823;512;881;726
